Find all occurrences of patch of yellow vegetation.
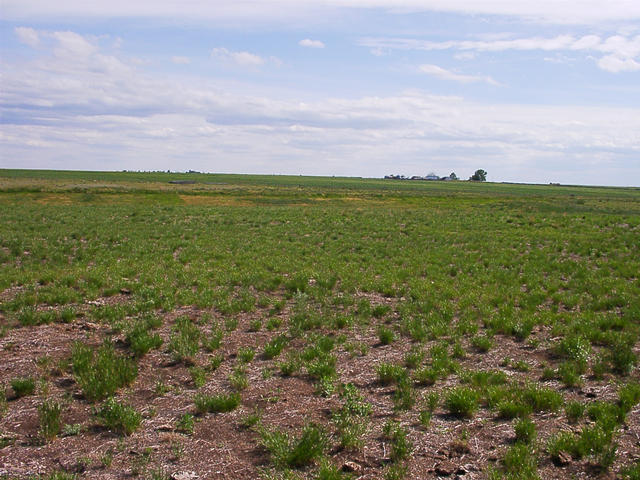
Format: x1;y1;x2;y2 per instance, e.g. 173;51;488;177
179;194;252;206
35;194;73;205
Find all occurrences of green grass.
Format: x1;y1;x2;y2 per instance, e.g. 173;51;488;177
125;317;163;357
263;335;289;360
445;387;480;418
95;397;142;435
71;342;138;402
514;418;537;445
1;170;640;478
11;377;36;397
168;316;201;363
194;392;241;413
38;399;63;441
332;383;371;450
260;423;328;469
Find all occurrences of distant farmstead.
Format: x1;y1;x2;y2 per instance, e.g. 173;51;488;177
384;172;458;181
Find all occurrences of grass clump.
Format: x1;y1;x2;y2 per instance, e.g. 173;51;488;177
189;366;207;388
11;376;36;397
376;363;406;386
393;377;416;412
555;335;591;367
194;392;241;413
557;361;583;387
332;383;371;450
95;397;141;435
377;325;395;345
445;387;480;418
202;324;224;352
176;413;195;434
521;384;564;412
415;343;459;385
403;346;424;369
620;461;640;480
71;342;137;402
38;399;63;441
229;365;249;391
609;341;637;376
491;443;539;480
316;460;351;480
514;418;537;445
260;423;327;469
471;334;493;353
237;347;256;364
565;401;585;423
382;420;413;462
619;382;640;413
125;318;162;357
263;334;289;360
463;369;508;388
168;315;201;363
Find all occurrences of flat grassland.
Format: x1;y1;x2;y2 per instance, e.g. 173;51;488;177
0;170;639;480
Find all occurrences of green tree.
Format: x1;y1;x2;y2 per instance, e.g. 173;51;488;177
469;169;487;181
449;172;458;180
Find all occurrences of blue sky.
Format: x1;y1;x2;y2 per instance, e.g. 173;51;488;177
1;1;639;185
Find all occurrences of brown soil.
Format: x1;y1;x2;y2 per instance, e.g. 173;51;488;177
1;296;639;479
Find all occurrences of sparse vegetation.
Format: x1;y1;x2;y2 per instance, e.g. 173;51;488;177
1;170;639;479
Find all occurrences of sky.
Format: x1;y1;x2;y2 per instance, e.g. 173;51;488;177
1;1;639;186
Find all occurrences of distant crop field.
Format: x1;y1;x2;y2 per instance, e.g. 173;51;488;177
0;170;639;480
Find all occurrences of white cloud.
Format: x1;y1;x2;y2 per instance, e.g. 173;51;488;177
543;54;576;64
171;56;191;64
597;55;640;72
360;35;580;52
211;47;272;67
419;64;499;85
15;26;39;47
453;52;475;60
50;31;98;58
360;34;640;73
3;0;640;25
299;38;325;48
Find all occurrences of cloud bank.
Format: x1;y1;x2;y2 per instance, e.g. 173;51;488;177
4;0;640;25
